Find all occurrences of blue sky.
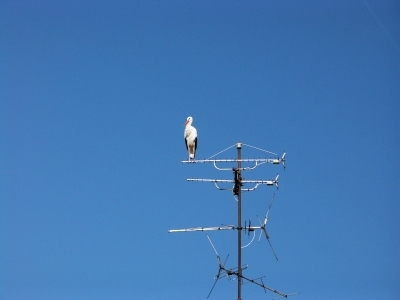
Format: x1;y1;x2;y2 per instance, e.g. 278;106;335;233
1;1;399;299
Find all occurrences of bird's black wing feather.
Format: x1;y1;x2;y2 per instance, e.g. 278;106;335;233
194;137;197;158
185;138;188;151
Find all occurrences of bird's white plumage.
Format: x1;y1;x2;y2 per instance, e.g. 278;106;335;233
184;116;197;160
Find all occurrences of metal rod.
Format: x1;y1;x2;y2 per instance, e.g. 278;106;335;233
236;272;288;298
187;178;277;184
168;225;263;233
182;158;281;164
168;226;235;232
181;157;282;164
237;142;242;300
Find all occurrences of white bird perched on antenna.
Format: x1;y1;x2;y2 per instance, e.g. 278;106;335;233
184;116;197;160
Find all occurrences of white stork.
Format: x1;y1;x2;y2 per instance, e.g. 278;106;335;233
184;116;197;160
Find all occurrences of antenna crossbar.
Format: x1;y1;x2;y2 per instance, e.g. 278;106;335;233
169;225;268;233
182;152;286;169
188;178;234;183
237;272;288;298
187;179;278;184
182;158;280;163
168;225;235;233
187;175;279;189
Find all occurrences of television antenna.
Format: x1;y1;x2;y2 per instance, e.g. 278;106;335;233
169;142;298;299
206;235;298;299
169;193;278;260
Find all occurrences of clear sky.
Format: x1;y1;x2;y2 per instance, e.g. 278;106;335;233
1;1;399;299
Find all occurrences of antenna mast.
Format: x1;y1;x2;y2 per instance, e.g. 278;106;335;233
169;142;297;299
237;142;242;300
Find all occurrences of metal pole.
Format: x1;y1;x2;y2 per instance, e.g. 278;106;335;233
237;142;242;300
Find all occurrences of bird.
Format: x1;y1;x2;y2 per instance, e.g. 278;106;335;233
184;116;197;160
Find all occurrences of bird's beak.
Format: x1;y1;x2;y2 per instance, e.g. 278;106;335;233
184;120;189;126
